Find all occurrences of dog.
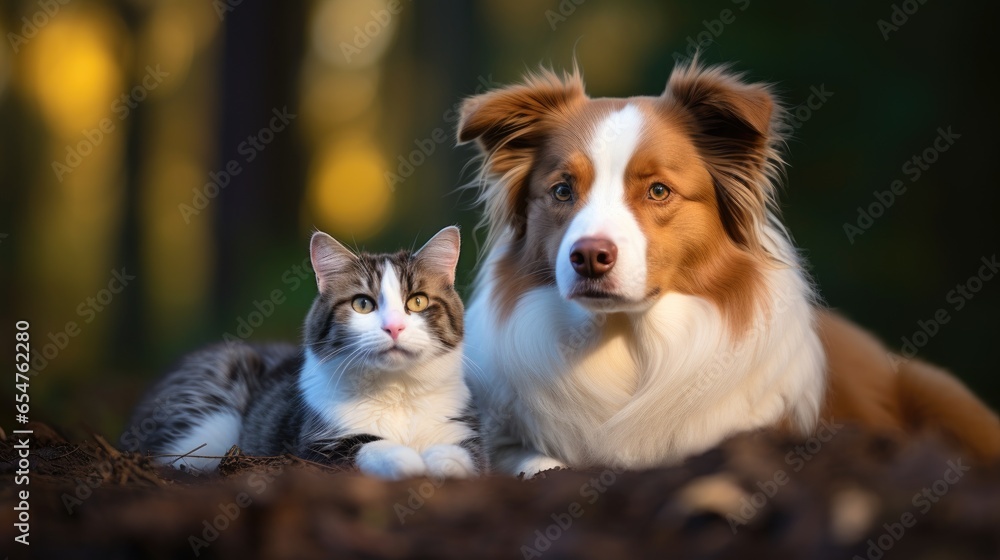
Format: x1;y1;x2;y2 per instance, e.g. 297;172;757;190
456;61;1000;476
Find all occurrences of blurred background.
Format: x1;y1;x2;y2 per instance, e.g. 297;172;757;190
0;0;997;437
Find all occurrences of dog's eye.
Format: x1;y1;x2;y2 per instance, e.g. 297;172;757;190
552;183;574;202
351;296;376;314
648;183;671;201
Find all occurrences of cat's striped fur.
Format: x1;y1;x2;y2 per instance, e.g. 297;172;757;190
124;227;485;479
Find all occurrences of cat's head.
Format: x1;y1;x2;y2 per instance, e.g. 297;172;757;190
305;226;464;374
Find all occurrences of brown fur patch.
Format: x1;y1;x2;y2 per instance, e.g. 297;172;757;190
818;310;1000;463
460;71;766;332
306;248;464;353
460;62;1000;465
624;101;763;332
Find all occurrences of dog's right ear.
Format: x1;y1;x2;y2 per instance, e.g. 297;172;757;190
457;68;586;173
457;69;586;233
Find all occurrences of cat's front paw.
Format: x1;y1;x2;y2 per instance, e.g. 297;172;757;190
356;441;427;480
421;444;477;479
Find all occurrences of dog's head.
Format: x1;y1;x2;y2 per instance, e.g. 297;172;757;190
458;62;785;327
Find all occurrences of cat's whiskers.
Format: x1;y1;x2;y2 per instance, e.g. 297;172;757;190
330;344;374;394
319;344;367;397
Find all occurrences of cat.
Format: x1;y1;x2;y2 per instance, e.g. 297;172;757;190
123;226;484;480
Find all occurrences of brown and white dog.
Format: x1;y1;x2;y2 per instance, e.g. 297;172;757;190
457;62;1000;476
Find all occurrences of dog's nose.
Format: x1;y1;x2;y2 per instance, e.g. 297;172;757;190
569;238;618;278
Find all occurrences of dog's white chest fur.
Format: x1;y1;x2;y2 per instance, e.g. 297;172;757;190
465;255;826;474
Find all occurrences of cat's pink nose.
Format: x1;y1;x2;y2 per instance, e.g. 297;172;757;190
382;314;406;341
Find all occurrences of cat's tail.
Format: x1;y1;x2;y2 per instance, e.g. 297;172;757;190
121;342;297;470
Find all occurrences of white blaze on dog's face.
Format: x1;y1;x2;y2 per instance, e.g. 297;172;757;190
459;65;778;326
553;105;649;309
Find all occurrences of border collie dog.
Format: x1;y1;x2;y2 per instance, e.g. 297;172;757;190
457;62;1000;476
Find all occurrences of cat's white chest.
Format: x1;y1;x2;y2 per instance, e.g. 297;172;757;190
300;349;473;451
338;384;426;440
336;385;471;450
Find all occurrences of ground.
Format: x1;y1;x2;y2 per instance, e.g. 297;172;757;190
1;421;998;559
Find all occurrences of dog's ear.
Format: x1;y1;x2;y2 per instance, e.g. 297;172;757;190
457;69;586;166
458;69;586;234
664;62;782;255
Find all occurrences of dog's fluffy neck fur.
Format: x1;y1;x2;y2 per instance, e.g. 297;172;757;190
466;222;825;472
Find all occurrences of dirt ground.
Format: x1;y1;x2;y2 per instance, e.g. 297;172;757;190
1;421;999;560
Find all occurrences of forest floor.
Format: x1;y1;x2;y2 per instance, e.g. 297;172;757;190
1;421;999;560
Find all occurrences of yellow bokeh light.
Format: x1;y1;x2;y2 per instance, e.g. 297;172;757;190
311;0;400;68
138;2;197;97
141;153;211;335
20;9;125;139
306;139;392;239
299;59;380;141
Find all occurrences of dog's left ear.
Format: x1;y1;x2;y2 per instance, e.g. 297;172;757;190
664;63;781;254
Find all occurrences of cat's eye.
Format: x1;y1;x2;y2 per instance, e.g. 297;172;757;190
406;294;429;313
351;296;375;314
648;182;671;201
552;182;573;202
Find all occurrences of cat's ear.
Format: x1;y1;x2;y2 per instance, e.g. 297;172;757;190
310;231;357;293
415;226;461;286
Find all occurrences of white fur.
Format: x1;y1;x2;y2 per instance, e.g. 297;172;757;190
556;105;649;306
159;411;241;471
299;345;476;479
422;444;477;478
379;258;406;315
356;440;428;480
295;259;476;480
465;107;826;477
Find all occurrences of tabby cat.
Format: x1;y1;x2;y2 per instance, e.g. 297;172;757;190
124;227;483;480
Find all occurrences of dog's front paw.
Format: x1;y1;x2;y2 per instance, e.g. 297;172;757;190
356;441;427;480
421;444;477;479
516;454;567;478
